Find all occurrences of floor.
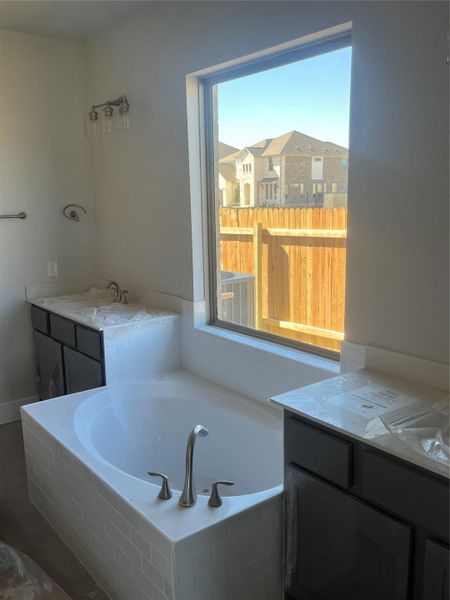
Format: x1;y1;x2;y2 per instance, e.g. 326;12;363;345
0;420;109;600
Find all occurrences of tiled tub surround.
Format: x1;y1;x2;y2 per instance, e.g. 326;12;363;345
22;371;283;600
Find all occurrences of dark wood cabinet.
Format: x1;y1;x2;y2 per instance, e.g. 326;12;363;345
63;347;103;394
31;305;105;399
286;465;411;600
421;539;449;600
284;412;449;600
33;331;65;399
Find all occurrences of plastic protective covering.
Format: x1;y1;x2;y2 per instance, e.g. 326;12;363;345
380;399;449;465
33;287;175;329
285;369;450;469
0;542;70;599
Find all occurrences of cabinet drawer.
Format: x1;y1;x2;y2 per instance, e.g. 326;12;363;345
31;306;49;334
49;314;76;347
76;326;102;360
361;450;449;541
285;416;353;488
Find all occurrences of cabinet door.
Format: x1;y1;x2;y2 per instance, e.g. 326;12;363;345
421;539;449;600
63;347;103;394
286;466;412;600
33;331;65;399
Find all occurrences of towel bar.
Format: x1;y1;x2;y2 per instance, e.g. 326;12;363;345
0;212;27;220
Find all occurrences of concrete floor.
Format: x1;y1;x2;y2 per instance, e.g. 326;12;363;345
0;420;109;600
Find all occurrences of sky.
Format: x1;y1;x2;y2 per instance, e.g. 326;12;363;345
217;46;352;150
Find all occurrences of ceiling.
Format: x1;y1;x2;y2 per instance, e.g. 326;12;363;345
0;1;152;40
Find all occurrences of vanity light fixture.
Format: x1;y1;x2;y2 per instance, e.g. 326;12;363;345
85;95;130;137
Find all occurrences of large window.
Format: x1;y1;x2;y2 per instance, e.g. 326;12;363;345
203;32;352;358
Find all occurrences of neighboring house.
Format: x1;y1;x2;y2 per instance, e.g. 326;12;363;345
217;142;239;207
218;131;348;208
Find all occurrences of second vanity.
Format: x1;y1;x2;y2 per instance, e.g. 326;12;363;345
30;287;180;399
272;370;449;600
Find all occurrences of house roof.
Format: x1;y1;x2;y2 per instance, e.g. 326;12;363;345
217;130;347;165
218;163;236;181
217;141;239;160
219;150;240;165
261;130;348;157
238;138;272;159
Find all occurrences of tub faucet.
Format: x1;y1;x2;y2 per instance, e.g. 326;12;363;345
179;425;209;508
106;281;121;302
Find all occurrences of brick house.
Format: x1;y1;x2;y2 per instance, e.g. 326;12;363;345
219;130;348;208
217;142;239;207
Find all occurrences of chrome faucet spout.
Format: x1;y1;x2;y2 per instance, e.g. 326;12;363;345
179;425;209;508
106;280;121;303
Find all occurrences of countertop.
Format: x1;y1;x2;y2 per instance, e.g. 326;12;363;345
30;288;178;332
271;368;449;479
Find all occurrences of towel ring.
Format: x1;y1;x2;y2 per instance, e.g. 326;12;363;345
63;204;87;222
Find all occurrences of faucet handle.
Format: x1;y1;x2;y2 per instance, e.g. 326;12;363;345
208;481;234;508
147;472;172;500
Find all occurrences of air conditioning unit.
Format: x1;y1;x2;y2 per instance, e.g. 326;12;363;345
218;271;255;328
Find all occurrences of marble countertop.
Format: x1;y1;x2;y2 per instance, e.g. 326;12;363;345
271;369;449;479
30;288;178;332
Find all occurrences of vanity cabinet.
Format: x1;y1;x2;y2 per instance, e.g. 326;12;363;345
31;305;105;399
284;411;449;600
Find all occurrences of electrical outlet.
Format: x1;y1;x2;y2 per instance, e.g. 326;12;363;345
47;260;58;277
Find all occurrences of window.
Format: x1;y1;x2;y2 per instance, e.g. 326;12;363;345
311;156;324;180
202;30;352;357
288;182;305;196
332;182;338;193
264;183;278;201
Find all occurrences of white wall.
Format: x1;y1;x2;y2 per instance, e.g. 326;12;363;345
0;30;97;416
85;1;448;366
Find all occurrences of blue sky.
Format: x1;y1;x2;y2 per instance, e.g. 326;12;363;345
217;46;352;150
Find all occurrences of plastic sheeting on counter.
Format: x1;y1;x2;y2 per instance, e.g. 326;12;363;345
31;287;177;331
381;399;449;465
271;369;449;478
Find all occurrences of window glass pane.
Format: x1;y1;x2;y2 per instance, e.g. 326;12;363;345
212;44;352;354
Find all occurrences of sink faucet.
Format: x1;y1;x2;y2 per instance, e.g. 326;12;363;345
179;425;209;508
106;281;121;302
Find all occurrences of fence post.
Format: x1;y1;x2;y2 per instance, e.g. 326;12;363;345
253;222;263;329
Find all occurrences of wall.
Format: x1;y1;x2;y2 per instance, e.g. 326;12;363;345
0;30;97;419
84;1;448;367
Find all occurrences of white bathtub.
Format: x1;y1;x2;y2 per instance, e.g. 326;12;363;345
22;370;284;600
75;374;281;498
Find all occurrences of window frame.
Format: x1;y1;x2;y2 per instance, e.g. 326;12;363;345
201;30;351;361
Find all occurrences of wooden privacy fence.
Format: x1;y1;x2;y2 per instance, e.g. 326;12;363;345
219;207;347;352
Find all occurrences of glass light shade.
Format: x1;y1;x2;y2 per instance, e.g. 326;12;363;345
102;113;114;134
116;110;130;130
85;115;98;138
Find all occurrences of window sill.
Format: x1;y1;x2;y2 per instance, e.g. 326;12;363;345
194;322;341;377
